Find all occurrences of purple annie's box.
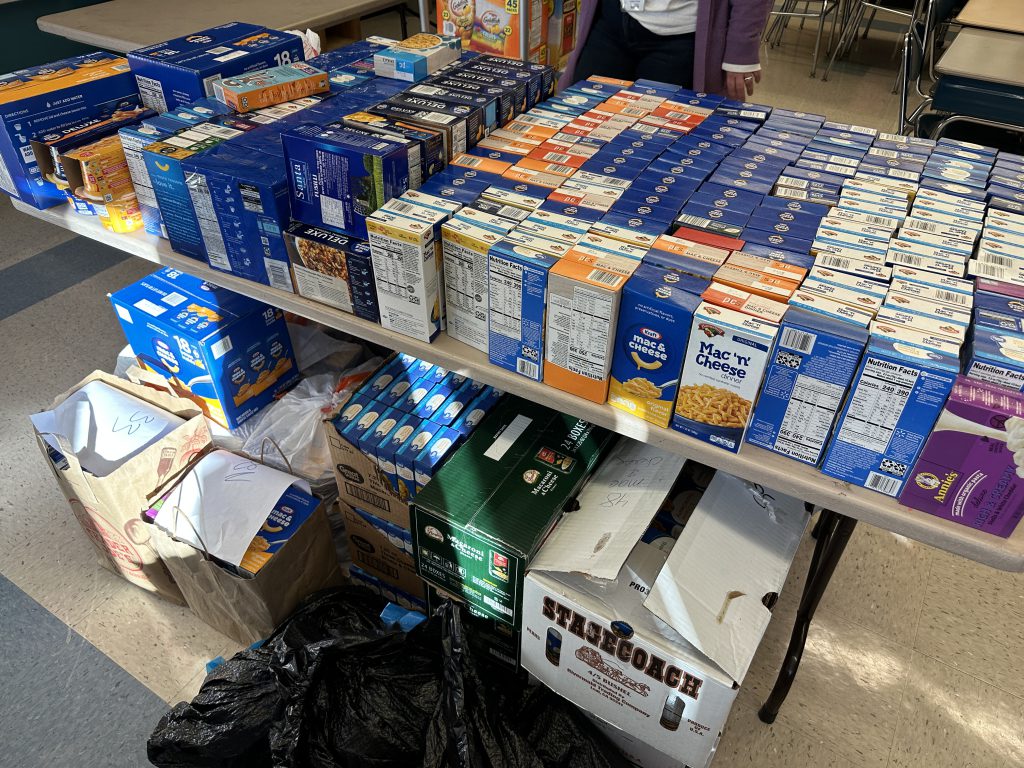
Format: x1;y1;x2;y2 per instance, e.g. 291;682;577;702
900;376;1024;537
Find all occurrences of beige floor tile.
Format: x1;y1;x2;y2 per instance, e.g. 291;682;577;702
915;549;1024;698
168;668;210;706
714;695;861;768
72;585;243;702
817;525;932;646
743;601;912;768
888;652;1024;768
0;196;76;271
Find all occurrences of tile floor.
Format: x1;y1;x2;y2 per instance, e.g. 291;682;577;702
2;11;1023;768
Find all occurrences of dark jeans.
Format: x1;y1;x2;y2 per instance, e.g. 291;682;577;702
573;0;696;87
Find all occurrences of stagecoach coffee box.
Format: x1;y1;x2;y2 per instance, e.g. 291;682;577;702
411;397;615;628
521;452;808;768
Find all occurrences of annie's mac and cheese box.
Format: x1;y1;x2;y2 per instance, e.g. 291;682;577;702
821;337;958;497
673;302;779;453
746;307;868;466
109;267;298;429
608;264;703;428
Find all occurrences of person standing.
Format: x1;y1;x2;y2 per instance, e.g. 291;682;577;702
569;0;772;101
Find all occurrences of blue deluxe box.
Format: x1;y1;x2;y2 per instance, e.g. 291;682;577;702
109;267;298;429
0;52;140;209
128;23;304;112
182;143;293;291
487;240;557;382
821;336;958;497
746;307;868;466
282;123;410;239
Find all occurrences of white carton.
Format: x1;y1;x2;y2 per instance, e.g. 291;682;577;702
521;445;808;768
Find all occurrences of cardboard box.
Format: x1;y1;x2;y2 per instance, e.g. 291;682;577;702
412;397;615;627
543;259;632;403
522;456;808;768
746;307;868;465
119;123;171;236
0;52;140;209
342;501;426;600
128;23;305;112
284;223;379;322
374;34;461;82
673;302;779;453
109;267;298;429
821;337;958;497
282;123;411;239
212;62;328;112
964;326;1024;393
442;218;503;353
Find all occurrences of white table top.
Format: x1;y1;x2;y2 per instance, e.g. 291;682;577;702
37;0;405;52
12;198;1024;572
936;27;1024;87
956;0;1024;35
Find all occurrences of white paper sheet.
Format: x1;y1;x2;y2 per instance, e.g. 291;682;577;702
30;380;184;477
153;449;310;566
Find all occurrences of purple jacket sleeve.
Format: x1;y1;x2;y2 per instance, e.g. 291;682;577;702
723;0;773;66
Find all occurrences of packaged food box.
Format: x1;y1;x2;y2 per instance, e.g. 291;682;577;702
284;223;379;321
109;267;298;429
412;397;615;627
212;62;328;112
374;33;461;82
128;23;305;112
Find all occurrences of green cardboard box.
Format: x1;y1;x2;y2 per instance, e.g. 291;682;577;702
411;397;616;627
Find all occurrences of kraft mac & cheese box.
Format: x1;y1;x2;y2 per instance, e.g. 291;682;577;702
412;398;615;627
608;264;703;428
746;307;868;465
367;209;445;343
821;337;958;497
128;23;305;112
282;124;411;239
899;376;1024;538
181;143;294;291
543;259;633;403
109;268;298;429
673;302;779;452
488;240;559;381
0;52;140;209
284;223;379;322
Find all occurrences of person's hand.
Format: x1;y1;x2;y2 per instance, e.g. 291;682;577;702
724;69;762;101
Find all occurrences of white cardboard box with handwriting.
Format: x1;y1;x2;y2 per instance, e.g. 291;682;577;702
520;442;808;768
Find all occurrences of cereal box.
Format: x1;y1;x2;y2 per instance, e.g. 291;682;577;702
746;307;868;465
672;302;779;452
543;259;633;403
821;337;958;497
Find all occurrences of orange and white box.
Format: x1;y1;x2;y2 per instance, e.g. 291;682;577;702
714;264;801;302
652;233;731;267
564;243;642;276
702;282;788;324
726;252;808;283
543;259;631;402
449;153;512;176
503;164;566;188
514;156;579;177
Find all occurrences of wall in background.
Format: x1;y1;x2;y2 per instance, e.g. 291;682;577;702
0;1;107;73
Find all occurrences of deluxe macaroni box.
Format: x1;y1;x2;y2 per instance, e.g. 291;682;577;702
746;307;868;465
284;223;380;322
821;337;958;497
673;302;779;452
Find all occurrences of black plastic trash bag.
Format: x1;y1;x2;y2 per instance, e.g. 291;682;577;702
149;587;630;768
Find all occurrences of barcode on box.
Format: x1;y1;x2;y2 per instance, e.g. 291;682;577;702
936;289;968;305
587;269;622;286
542;152;572;163
865;471;901;496
517;358;540;378
781;328;816;353
820;255;852;270
458;156;484;167
980;253;1017;268
387;199;419;215
892;253;923;267
344;482;391;512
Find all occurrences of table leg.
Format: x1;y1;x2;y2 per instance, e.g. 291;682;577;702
758;509;857;724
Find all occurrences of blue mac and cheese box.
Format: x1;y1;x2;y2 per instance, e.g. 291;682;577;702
282;123;411;239
128;23;305;112
746;307;868;466
0;52;140;208
821;336;958;497
109;267;298;429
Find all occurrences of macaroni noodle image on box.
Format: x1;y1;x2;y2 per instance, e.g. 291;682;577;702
673;302;779;452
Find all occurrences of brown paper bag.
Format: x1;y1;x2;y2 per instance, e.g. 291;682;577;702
150;502;343;645
33;371;213;604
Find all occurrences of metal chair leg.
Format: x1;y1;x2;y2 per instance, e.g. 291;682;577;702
810;1;827;76
822;0;864;81
399;3;409;37
861;6;877;37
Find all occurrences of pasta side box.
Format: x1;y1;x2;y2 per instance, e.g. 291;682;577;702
672;301;779;453
899;376;1024;538
821;337;958;497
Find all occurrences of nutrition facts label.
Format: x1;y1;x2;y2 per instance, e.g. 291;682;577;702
773;374;846;463
368;234;423;301
836;358;918;453
442;240;487;351
184;172;229;271
546;286;613;380
489;256;523;339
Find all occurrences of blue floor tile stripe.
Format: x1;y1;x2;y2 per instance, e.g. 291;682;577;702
0;573;168;767
0;236;127;322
